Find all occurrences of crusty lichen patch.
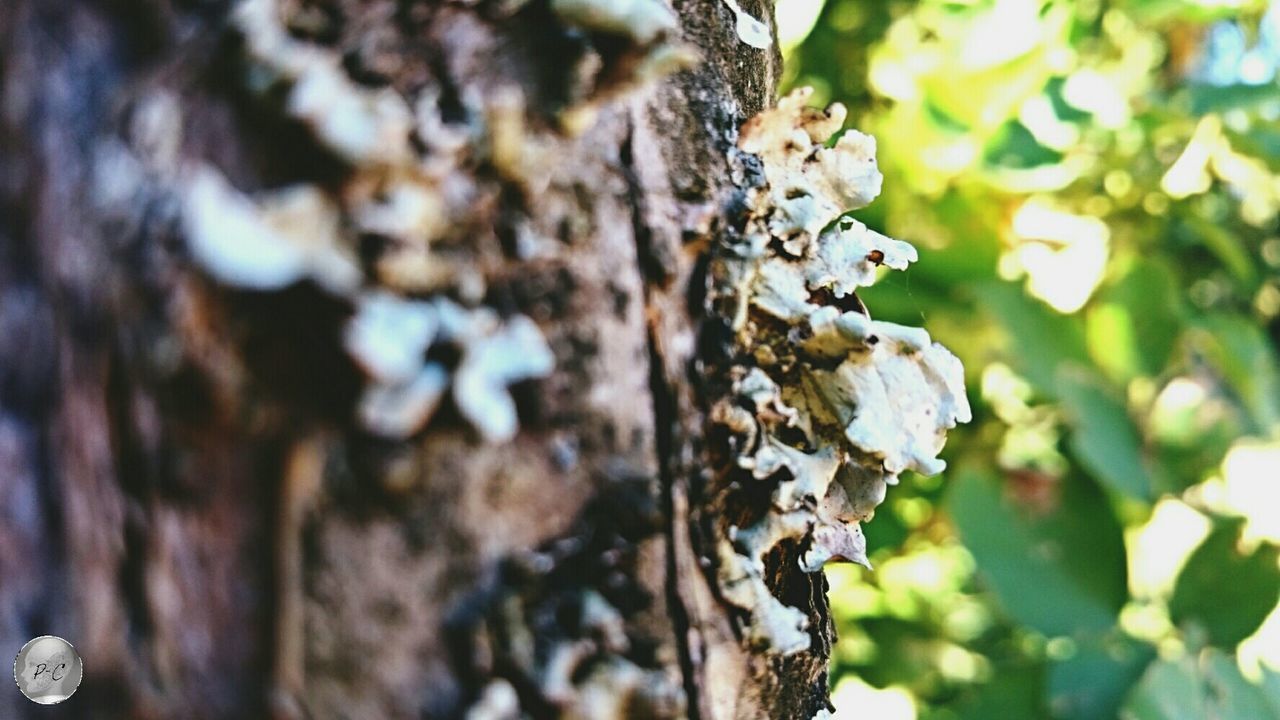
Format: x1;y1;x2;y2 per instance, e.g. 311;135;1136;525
711;88;971;654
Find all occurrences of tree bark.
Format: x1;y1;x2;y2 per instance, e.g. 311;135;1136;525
0;0;860;717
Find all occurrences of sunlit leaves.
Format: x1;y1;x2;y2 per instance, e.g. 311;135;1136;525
919;1;1073;131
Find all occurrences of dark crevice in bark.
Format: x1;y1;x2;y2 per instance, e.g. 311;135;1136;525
109;335;155;660
621;119;703;720
686;265;731;622
652;339;703;720
118;517;154;674
620;128;670;291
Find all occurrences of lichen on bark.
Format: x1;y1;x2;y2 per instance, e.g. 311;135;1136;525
0;0;963;717
708;87;971;656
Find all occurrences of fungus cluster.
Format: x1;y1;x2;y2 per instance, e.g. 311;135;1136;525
712;88;971;654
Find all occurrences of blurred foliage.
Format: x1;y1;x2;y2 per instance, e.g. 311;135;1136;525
782;0;1280;717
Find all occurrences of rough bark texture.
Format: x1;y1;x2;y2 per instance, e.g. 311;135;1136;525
0;1;852;718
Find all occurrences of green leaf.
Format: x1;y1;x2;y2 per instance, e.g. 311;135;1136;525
1190;315;1280;434
1152;433;1240;494
1122;649;1280;720
1122;0;1268;24
1188;82;1280;116
949;469;1128;637
1181;215;1261;291
1202;650;1279;720
919;189;1005;284
975;282;1090;397
1262;665;1280;715
1170;516;1280;648
1225;123;1280;173
955;660;1048;720
1122;654;1207;720
1086;259;1182;382
984;120;1065;170
1086;303;1144;384
1057;369;1154;501
1048;633;1155;720
845;616;952;688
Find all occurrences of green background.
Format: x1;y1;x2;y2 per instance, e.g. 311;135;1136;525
780;1;1280;717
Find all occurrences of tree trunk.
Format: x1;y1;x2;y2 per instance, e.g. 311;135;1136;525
0;1;967;719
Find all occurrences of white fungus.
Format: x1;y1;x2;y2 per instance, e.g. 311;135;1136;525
712;88;970;654
344;291;439;384
452;314;556;444
181;167;360;294
358;363;451;438
173;1;559;444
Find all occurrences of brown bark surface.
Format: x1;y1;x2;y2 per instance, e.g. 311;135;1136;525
0;1;836;718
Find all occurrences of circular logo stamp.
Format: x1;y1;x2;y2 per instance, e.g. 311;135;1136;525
13;636;82;705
